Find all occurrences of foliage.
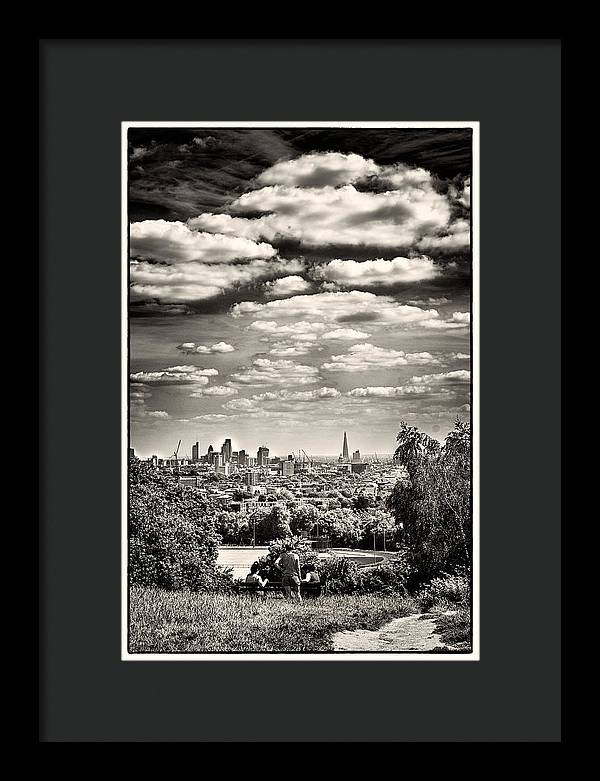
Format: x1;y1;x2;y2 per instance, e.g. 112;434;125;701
417;570;470;612
387;417;471;585
356;554;411;595
129;461;233;591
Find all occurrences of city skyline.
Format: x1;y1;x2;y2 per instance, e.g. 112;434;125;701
129;126;472;459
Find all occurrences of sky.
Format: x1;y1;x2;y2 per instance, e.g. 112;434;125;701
128;127;472;460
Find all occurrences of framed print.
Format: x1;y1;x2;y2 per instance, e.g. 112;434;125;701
122;121;479;661
40;38;561;742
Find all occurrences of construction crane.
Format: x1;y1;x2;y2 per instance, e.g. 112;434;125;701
172;439;181;461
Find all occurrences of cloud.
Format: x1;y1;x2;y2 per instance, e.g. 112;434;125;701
255;152;379;188
267;342;318;357
253;387;341;402
189;385;239;397
129;383;170;419
264;275;311;297
130;220;276;263
223;386;341;411
321;328;371;340
318;256;440;287
345;386;431;398
130;258;300;304
177;341;235;355
451;311;470;324
322;343;440;372
189;154;470;251
247;320;326;338
227;357;319;387
129;365;218;385
232;291;440;328
417;219;470;252
408;370;471;385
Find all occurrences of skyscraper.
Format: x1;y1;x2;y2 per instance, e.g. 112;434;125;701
257;445;269;467
342;431;349;462
191;441;200;462
221;438;232;463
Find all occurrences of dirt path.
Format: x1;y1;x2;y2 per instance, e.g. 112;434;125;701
333;612;451;652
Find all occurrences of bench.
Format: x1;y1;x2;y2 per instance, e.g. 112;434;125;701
235;579;327;598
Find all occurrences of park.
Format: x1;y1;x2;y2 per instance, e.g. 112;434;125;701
128;419;472;655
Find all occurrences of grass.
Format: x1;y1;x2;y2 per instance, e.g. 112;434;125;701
432;606;472;652
129;586;417;653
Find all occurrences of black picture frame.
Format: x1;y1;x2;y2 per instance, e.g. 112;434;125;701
39;37;562;742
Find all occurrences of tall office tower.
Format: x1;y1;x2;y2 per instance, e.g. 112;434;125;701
207;445;213;458
221;438;232;463
191;441;200;462
342;431;349;462
352;449;361;463
238;449;246;467
257;445;269;467
231;451;239;465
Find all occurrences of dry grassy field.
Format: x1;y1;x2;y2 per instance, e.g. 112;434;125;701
129;586;417;653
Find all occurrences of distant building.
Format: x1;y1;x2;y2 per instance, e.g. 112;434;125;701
245;471;259;487
352;449;361;463
351;462;369;474
221;438;232;463
191;441;200;462
281;459;295;477
342;431;349;462
129;447;136;460
238;449;247;467
257;445;269;467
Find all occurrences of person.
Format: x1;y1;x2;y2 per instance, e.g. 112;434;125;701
275;543;303;603
246;562;268;598
303;564;320;584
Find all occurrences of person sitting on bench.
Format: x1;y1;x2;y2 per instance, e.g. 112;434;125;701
303;564;320;584
274;543;303;604
245;562;268;597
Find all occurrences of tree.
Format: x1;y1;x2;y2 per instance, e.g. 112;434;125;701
387;418;471;584
353;493;371;511
289;504;320;536
128;461;231;591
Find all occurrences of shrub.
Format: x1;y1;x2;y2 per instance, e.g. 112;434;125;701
356;556;411;595
417;570;470;612
316;557;360;594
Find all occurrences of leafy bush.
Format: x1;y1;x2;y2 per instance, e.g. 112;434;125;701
316;557;360;594
129;461;233;591
356;556;411;595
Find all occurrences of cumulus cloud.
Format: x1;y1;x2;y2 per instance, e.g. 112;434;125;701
255;152;379;188
267;341;318;357
190;153;469;251
227;357;319;387
318;256;440;287
247;320;326;338
417;219;470;252
129;365;218;385
189;385;239;397
321;328;370;340
130;220;276;263
232;291;440;328
130;258;300;303
345;385;431;398
408;370;471;385
264;275;311;298
322;343;439;372
177;341;235;355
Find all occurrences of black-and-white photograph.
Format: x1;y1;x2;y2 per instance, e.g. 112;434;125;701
124;122;478;659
